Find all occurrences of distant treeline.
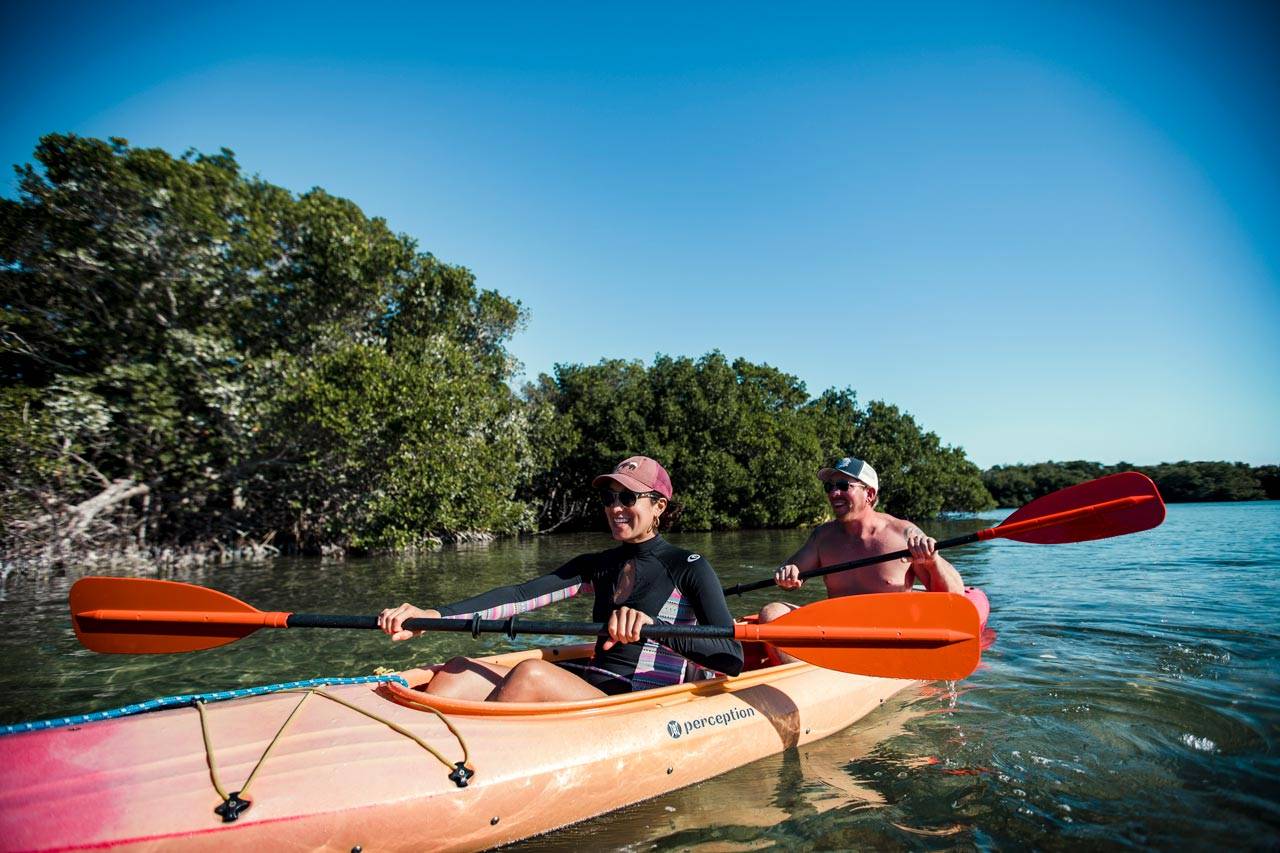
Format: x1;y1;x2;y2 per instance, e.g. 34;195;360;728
982;461;1279;507
1;135;992;567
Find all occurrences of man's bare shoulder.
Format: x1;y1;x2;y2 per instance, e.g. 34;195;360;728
874;511;913;533
808;520;845;542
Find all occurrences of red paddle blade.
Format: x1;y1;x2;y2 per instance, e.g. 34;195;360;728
995;471;1165;545
70;577;269;654
742;592;982;681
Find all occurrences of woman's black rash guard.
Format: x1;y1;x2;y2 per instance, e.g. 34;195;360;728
435;536;744;694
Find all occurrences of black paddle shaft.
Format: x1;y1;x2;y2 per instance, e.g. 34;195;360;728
286;613;736;640
721;531;982;597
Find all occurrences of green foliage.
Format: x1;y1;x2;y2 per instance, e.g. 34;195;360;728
983;460;1273;506
2;135;267;545
1138;461;1267;502
264;338;532;550
1256;466;1280;500
982;460;1108;508
524;353;993;531
1;134;526;556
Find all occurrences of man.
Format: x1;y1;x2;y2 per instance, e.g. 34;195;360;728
761;457;964;651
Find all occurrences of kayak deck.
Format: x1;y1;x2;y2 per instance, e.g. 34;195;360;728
0;663;908;852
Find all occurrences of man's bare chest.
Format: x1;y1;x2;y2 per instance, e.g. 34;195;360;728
817;532;910;594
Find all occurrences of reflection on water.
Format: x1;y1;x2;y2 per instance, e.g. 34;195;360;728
509;689;933;852
2;504;1279;848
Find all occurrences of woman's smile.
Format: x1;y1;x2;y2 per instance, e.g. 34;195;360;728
601;489;664;544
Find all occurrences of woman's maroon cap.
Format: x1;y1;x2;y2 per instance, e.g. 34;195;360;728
592;456;673;498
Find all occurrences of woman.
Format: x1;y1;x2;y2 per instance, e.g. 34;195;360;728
379;456;744;702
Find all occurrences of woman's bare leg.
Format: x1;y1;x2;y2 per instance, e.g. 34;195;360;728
423;656;512;700
758;601;801;665
487;659;608;702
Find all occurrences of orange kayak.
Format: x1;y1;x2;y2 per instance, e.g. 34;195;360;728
0;589;988;852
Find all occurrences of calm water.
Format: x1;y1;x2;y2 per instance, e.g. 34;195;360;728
1;503;1277;849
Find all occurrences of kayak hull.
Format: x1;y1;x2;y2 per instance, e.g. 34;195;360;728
0;588;989;852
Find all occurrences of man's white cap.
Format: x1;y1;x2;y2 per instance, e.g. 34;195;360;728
817;456;878;491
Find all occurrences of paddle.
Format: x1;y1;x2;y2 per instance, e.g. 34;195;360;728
69;577;981;680
723;471;1165;597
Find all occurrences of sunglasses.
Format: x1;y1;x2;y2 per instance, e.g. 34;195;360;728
823;480;864;493
599;488;661;508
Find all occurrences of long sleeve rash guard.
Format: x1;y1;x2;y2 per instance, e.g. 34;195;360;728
436;536;744;693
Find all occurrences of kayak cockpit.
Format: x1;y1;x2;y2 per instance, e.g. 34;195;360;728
384;634;801;718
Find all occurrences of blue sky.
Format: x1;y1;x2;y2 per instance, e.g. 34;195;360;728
3;1;1277;468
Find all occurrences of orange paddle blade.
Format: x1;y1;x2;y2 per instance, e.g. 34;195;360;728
738;592;982;680
70;577;289;654
994;471;1165;544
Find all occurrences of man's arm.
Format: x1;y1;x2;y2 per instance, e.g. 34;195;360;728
774;525;826;589
899;521;965;593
